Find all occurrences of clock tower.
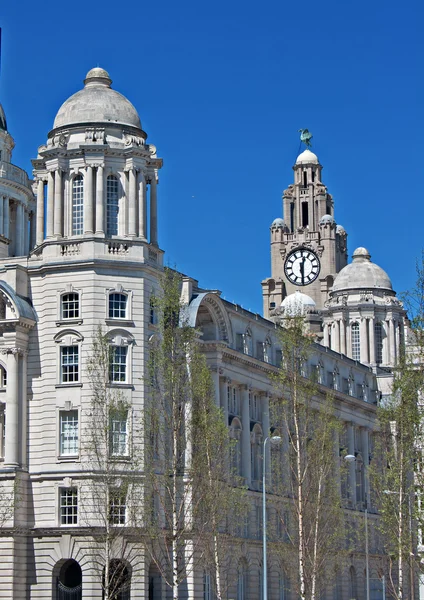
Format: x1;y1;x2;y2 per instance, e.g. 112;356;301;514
262;147;348;318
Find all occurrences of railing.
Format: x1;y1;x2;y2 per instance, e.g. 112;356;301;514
0;161;29;187
60;243;80;256
57;580;82;600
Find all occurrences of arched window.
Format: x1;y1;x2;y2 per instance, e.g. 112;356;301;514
237;560;247;600
107;175;119;236
72;175;84;235
351;322;360;361
349;566;357;600
56;559;82;599
374;322;383;364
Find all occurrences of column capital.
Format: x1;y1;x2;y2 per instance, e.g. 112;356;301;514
0;347;27;356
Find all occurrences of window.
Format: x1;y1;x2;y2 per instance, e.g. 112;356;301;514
72;175;84;235
149;297;157;325
60;346;79;383
263;338;272;364
204;572;212;600
60;410;79;456
109;346;128;383
351;322;360;361
109;293;127;319
349;566;358;599
109;490;126;525
107;175;119;236
62;293;79;320
60;488;78;525
244;329;253;355
0;365;6;388
229;418;242;477
237;561;247;600
110;410;128;456
375;322;383;364
228;386;240;415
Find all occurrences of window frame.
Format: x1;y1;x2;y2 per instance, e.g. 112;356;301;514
59;409;79;457
55;331;84;387
71;174;84;236
61;292;80;321
109;489;127;525
59;487;78;526
60;345;80;384
106;174;120;237
110;408;130;457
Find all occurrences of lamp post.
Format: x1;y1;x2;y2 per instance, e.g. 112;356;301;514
263;435;282;600
345;454;370;600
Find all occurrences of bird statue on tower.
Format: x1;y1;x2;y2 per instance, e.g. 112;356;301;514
299;129;313;148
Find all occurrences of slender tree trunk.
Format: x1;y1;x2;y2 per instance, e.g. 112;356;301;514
293;380;306;600
310;472;324;600
173;418;179;600
398;447;404;600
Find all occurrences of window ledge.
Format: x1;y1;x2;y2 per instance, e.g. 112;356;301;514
55;383;83;389
56;319;83;326
57;455;80;462
107;383;134;390
105;319;135;327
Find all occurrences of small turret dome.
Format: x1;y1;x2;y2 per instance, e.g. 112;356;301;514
271;218;288;231
296;149;319;165
281;291;316;316
336;224;346;235
53;67;142;130
332;247;392;292
319;214;335;226
0;103;7;132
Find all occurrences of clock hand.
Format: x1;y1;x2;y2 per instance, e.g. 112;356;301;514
300;257;305;285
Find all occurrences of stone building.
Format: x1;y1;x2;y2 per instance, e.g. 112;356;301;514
0;66;410;599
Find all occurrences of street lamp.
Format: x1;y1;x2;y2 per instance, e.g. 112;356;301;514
263;435;282;600
345;454;370;600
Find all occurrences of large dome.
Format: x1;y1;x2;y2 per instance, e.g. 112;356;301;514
281;290;316;316
332;247;392;292
53;68;142;130
0;103;7;132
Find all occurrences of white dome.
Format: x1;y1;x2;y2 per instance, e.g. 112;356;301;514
336;224;346;234
53;67;142;130
281;290;316;316
296;149;319;165
271;218;288;230
319;214;335;226
332;247;392;292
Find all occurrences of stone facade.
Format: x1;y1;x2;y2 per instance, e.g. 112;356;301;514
0;67;412;599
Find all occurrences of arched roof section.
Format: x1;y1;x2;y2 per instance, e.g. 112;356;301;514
0;281;37;325
182;293;233;345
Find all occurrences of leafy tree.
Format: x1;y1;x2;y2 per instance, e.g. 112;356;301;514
270;313;345;600
144;268;246;600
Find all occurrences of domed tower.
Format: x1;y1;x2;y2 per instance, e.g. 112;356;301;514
0;102;35;257
322;247;406;369
262;148;348;318
31;68;162;259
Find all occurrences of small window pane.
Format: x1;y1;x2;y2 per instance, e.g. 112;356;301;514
110;411;128;456
351;322;360;361
107;176;119;236
109;293;127;319
60;488;78;525
375;323;383;364
61;346;79;383
72;176;84;235
60;410;79;455
110;346;128;383
62;293;79;319
109;491;126;525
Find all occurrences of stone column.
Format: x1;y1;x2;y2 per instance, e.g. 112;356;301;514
3;197;9;240
241;385;251;486
0;196;4;237
389;319;396;366
340;319;346;355
333;321;340;353
54;169;63;237
138;172;147;239
84;165;94;234
149;176;158;246
220;377;229;427
323;322;329;347
36;179;44;245
211;369;220;408
128;168;137;237
95;165;104;234
360;318;369;363
15;202;24;256
0;406;4;458
24;210;30;255
46;171;54;238
346;322;352;359
21;351;28;469
334;429;342;498
4;350;19;466
262;394;271;482
369;317;375;364
29;212;36;251
383;321;390;365
347;423;356;507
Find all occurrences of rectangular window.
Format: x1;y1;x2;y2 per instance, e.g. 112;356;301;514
61;293;79;319
109;293;127;319
60;488;78;525
60;346;79;383
72;176;84;236
236;333;244;353
110;410;128;456
109;346;128;383
60;410;79;456
256;342;264;361
109;490;126;525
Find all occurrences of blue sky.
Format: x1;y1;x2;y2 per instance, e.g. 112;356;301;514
0;0;421;314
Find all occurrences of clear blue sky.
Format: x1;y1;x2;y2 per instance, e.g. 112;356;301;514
0;0;421;314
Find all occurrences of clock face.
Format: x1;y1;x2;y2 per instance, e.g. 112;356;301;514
284;248;320;286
